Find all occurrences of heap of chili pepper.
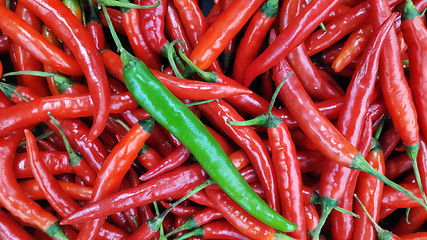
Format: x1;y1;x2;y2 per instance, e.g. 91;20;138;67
0;0;426;239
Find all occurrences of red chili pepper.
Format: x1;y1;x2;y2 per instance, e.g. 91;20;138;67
121;5;162;70
304;0;402;56
0;92;137;138
371;0;423;201
159;200;203;218
13;151;73;179
232;0;278;83
385;152;413;180
243;0;341;86
136;0;167;53
20;0;111;140
205;188;291;240
304;204;319;232
77;118;154;239
189;0;265;70
0;5;82;76
0;130;68;240
139;144;191;181
100;7;126;35
174;219;253;240
0;208;34;240
332;23;373;72
19;178;92;201
401;0;427;139
165;0;193;56
61;163;209;224
9;2;50;96
0;34;8;55
266;114;306;239
281;0;343;101
86;0;109;51
352;126;386;240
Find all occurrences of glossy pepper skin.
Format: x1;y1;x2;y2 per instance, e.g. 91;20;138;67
401;0;427;139
20;0;111;140
119;52;296;233
0;130;69;240
243;0;341;87
0;5;82;77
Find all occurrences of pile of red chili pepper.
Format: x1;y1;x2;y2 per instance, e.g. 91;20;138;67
0;0;426;239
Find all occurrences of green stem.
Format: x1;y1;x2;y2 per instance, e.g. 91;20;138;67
101;0;160;9
351;153;427;212
185;99;218;107
44;221;70;240
47;112;83;166
268;72;293;115
19;130;54;147
164;216;198;238
0;82;29;102
354;194;393;240
227;114;268;127
109;117;131;131
167;40;185;79
173;226;204;240
147;179;215;232
308;196;338;240
178;48;218;83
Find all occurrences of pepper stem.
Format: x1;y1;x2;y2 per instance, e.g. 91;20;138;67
354;194;394;240
308;196;338;240
227;114;268;127
167;40;186;79
147;179;216;232
178;48;218;83
164;216;198;238
47;112;83;166
173;226;204;240
44;221;70;240
102;0;160;9
351;153;427;211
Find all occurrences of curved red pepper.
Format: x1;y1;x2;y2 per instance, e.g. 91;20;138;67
243;0;341;86
20;0;111;140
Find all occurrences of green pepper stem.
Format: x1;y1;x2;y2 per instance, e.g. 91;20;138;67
19;130;54;147
308;196;338;240
185;99;219;107
47;112;83;166
0;82;29;102
227;114;268;127
164;216;198;238
102;0;160;9
147;179;215;232
166;40;186;79
173;226;204;240
178;48;218;83
351;153;427;212
405;143;427;204
354;194;393;240
44;221;70;240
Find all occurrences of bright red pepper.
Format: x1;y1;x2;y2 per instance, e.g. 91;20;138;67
0;208;34;240
243;0;341;86
401;0;427;139
281;0;343;101
232;0;278;84
0;5;82;76
136;0;168;53
190;0;265;70
0;130;68;240
77;118;153;239
20;0;111;140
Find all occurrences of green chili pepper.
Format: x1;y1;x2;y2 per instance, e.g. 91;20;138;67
99;1;297;232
